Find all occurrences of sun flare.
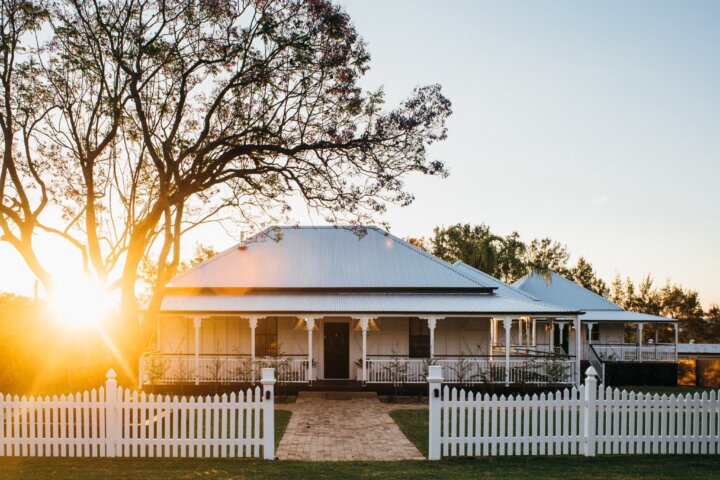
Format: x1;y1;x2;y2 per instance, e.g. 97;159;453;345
49;276;116;328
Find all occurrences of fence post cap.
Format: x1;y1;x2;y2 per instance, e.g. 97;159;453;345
427;365;443;382
584;365;598;378
261;367;276;384
106;368;117;380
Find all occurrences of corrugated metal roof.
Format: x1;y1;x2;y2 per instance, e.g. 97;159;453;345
580;310;677;323
169;226;488;289
159;292;576;315
677;343;720;355
452;261;540;301
513;271;675;323
513;272;624;311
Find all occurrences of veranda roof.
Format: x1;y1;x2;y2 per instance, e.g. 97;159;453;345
513;272;677;323
159;292;576;316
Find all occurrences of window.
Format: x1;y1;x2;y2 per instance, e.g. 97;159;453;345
587;325;600;343
409;317;431;358
255;317;278;357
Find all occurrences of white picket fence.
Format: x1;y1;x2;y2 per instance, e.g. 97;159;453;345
427;365;720;460
0;368;277;459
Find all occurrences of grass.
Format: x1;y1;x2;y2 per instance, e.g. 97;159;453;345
274;409;292;449
388;409;428;458
2;456;720;479
388;408;720;479
1;408;719;479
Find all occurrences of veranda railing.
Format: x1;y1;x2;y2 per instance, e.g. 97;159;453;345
365;355;576;385
139;353;308;385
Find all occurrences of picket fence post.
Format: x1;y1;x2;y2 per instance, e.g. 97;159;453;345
105;369;118;457
261;368;276;460
584;366;598;457
427;365;443;460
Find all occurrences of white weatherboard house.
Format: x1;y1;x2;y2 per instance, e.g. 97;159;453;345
141;226;678;388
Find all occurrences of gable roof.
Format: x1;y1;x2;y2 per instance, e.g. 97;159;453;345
513;272;622;311
168;226;493;291
513;271;676;323
452;261;540;302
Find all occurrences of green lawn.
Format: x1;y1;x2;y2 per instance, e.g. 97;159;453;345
274;409;292;449
387;408;720;479
1;408;719;479
2;456;720;479
389;409;429;458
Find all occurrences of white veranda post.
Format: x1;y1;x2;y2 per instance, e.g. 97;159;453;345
574;315;581;386
674;323;679;361
503;316;511;386
305;317;316;384
249;317;258;383
359;317;370;385
637;322;644;348
426;317;438;358
489;318;495;358
193;316;202;385
532;318;537;347
587;322;595;344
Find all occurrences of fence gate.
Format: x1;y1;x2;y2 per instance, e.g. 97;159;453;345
0;368;277;459
427;366;720;460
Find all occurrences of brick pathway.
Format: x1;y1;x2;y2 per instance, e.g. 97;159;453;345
276;396;425;461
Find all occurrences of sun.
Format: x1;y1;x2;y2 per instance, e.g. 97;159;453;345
49;275;116;328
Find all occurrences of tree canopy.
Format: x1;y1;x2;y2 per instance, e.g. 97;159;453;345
0;0;452;368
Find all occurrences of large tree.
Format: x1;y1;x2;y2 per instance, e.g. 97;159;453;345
0;0;452;373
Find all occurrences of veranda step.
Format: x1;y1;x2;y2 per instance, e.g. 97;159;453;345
298;391;377;399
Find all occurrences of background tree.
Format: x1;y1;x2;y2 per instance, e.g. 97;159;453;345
0;0;452;376
611;275;705;343
427;223;607;293
429;223;503;275
568;257;608;296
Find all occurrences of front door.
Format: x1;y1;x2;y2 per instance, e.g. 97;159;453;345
554;324;569;353
323;323;349;379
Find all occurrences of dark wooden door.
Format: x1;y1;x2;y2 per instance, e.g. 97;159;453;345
324;323;349;379
554;324;569;353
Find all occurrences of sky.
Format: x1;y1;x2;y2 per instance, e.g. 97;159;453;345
1;0;719;306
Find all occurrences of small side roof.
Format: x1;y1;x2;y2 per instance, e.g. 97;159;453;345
513;271;676;323
513;271;622;311
452;261;540;302
677;343;720;355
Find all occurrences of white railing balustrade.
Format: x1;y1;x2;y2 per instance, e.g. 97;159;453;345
592;344;676;363
366;356;575;385
140;354;308;385
365;358;426;384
